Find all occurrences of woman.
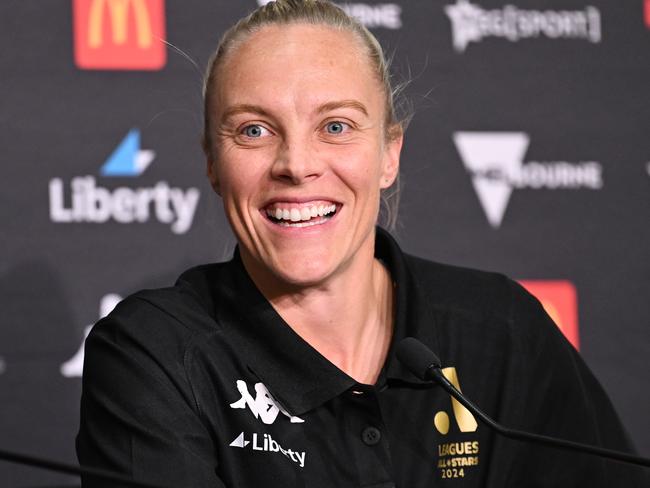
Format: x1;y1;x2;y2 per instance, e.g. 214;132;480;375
77;1;642;487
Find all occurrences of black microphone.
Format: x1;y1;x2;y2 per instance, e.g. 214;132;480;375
395;337;650;468
0;447;174;488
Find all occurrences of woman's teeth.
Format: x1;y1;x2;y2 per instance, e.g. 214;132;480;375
266;204;337;226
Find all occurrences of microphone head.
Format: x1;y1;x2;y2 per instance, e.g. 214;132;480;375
395;337;442;380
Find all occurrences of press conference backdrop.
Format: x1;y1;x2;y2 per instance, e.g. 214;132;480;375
1;0;648;485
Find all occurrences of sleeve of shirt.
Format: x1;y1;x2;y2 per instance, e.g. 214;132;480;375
496;280;648;487
76;296;227;488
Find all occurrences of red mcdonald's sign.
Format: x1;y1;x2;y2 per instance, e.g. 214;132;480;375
73;0;166;70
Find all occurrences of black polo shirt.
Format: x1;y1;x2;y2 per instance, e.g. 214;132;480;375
77;228;644;487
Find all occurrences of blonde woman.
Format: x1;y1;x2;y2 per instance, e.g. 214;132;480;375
77;2;641;487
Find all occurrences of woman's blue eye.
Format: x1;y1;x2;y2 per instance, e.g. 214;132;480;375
326;121;347;134
243;125;266;137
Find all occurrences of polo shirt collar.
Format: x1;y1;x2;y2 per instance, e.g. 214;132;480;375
212;227;440;417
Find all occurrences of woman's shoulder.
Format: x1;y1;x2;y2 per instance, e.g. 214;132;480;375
88;261;232;353
403;253;531;322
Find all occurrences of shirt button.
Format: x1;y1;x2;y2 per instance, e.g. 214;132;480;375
361;426;382;446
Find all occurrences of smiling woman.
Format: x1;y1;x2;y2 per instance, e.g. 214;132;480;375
76;1;644;487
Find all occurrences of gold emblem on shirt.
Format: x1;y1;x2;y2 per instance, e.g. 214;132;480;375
434;367;480;480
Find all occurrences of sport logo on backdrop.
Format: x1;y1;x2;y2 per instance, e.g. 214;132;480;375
256;0;402;29
444;0;601;52
452;132;603;228
73;0;166;70
49;128;200;234
519;280;579;349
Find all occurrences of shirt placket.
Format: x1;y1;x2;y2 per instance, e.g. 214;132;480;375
343;386;396;488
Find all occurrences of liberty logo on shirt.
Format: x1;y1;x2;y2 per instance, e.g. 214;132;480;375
230;380;305;424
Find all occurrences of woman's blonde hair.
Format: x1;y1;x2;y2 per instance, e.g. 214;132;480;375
202;0;409;230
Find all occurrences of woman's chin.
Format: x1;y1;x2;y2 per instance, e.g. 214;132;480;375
273;260;334;288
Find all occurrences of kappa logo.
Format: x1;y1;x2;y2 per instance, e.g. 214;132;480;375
60;293;122;378
73;0;166;70
229;431;307;468
230;380;305;424
444;0;601;53
453;132;603;228
434;367;478;435
48;128;200;234
256;1;402;29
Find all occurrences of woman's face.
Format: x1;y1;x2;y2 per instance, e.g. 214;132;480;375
207;24;402;288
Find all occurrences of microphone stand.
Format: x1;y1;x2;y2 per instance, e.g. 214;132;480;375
427;366;650;467
396;336;650;468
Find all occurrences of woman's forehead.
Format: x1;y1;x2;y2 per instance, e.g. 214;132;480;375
226;23;367;67
214;24;382;113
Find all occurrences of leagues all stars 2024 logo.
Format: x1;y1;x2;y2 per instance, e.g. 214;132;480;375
434;367;480;480
48;129;200;234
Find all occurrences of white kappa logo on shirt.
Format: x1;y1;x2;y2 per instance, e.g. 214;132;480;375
230;380;305;424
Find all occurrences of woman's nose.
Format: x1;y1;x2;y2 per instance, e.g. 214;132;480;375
270;138;323;185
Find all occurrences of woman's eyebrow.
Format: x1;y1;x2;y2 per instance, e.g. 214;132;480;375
220;104;271;123
220;100;369;124
318;100;369;117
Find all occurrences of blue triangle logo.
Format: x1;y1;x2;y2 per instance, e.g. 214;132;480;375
100;129;155;177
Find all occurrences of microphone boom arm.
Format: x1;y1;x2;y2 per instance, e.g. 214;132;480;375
427;366;650;468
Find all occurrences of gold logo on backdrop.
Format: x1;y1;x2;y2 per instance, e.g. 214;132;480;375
88;0;153;48
434;367;480;480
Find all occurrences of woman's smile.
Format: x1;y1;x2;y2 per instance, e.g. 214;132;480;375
263;200;340;228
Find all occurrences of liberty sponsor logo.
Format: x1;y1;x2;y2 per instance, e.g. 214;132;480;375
453;132;603;228
49;129;200;234
519;280;579;350
61;293;122;378
230;380;305;424
229;431;306;468
256;0;402;29
445;0;601;52
73;0;166;70
433;367;479;479
100;128;154;176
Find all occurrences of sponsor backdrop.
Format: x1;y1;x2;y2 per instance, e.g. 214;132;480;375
1;0;648;485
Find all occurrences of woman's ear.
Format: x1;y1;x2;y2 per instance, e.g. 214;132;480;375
380;129;403;189
206;159;221;195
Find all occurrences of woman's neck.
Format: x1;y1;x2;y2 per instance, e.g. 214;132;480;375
246;247;394;385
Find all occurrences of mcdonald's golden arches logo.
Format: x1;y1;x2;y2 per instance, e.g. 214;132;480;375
73;0;166;70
